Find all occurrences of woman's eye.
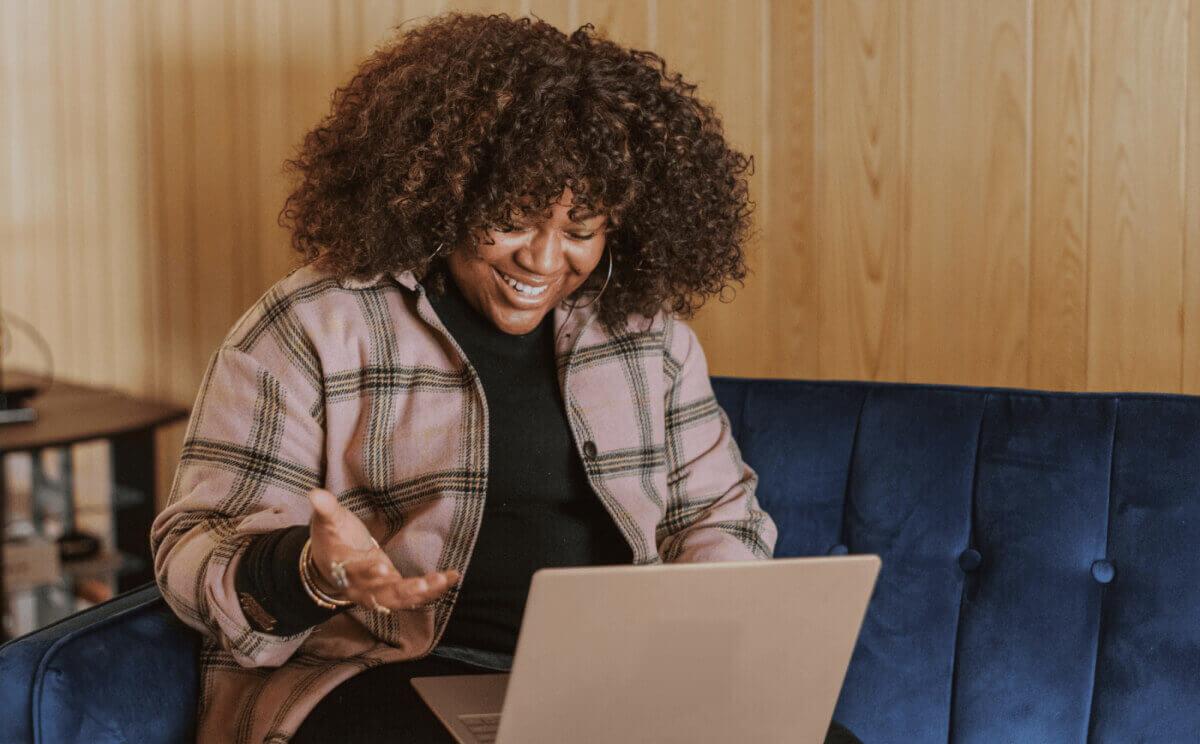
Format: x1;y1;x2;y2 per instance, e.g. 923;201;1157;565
493;224;595;241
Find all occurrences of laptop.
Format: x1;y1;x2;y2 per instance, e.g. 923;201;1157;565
411;554;881;743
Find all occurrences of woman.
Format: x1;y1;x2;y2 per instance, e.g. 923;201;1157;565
150;12;862;744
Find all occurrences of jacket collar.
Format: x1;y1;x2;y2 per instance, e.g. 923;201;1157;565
336;267;603;358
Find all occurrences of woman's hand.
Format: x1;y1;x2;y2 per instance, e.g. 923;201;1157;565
307;488;460;611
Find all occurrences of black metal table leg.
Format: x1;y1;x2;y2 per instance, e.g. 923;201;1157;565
1;452;8;642
109;429;157;592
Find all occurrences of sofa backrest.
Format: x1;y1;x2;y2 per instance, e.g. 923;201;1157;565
711;377;1200;743
0;583;198;743
4;377;1198;743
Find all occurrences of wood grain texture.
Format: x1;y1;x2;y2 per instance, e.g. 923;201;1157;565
1030;0;1090;392
1088;0;1188;392
1186;0;1200;395
3;0;1200;514
906;0;1031;387
816;0;907;382
765;0;817;378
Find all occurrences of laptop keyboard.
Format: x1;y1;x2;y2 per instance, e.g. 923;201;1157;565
457;713;501;743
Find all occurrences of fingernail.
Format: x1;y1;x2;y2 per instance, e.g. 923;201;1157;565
415;579;428;591
375;564;388;576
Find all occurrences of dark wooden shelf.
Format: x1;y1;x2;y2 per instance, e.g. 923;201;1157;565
0;369;189;451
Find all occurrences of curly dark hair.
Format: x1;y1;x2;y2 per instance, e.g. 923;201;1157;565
279;11;756;332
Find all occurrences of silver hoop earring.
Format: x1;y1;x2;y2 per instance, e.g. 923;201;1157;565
427;242;446;261
571;250;613;309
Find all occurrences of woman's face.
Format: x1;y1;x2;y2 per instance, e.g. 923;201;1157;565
445;187;609;335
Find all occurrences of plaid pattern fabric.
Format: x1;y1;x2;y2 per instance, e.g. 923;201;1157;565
150;262;778;743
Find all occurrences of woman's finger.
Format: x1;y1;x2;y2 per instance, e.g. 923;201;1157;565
392;571;459;605
308;488;339;518
354;569;456;595
339;552;400;586
308;489;377;553
330;564;460;609
361;571;458;610
308;490;350;535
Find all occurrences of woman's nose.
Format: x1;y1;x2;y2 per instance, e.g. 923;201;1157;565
517;230;564;275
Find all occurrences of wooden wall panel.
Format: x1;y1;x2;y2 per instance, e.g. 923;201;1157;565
764;0;817;379
104;0;153;395
816;0;907;382
1030;0;1090;392
1188;0;1200;395
577;0;652;52
906;0;1031;387
1088;0;1188;393
3;0;1200;515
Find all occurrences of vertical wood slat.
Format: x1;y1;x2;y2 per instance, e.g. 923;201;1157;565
104;0;152;394
50;0;81;381
1029;0;1090;392
0;3;16;340
905;0;1031;388
67;0;105;384
190;0;238;384
156;0;198;405
1185;0;1200;396
135;0;164;400
247;0;290;302
577;0;652;51
27;3;68;380
1087;0;1188;392
817;0;906;382
764;0;817;379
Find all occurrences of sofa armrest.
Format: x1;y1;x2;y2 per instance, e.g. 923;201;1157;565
0;582;200;744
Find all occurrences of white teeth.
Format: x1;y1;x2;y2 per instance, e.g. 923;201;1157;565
500;271;548;297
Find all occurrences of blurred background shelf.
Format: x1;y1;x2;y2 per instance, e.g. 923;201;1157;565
1;369;188;641
4;550;148;638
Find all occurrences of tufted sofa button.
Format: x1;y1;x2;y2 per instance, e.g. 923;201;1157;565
958;548;982;572
1091;559;1116;584
827;543;849;556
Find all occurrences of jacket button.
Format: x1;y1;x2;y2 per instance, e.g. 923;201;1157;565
582;440;598;459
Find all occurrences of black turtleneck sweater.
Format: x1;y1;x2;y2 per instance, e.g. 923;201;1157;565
232;271;633;650
426;271;633;653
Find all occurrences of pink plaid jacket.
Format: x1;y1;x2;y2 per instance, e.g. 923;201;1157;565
150;261;778;743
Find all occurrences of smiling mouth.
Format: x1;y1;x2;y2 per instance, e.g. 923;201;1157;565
494;267;552;300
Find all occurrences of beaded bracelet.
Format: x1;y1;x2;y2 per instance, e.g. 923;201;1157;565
299;537;354;609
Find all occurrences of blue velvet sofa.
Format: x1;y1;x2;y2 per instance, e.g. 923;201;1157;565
3;377;1199;743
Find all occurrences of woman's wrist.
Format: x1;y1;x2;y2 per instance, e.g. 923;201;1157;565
235;526;345;636
309;555;347;599
299;537;354;609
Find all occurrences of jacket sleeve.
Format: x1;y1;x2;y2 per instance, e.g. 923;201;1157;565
656;317;778;563
150;344;326;668
234;524;348;636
